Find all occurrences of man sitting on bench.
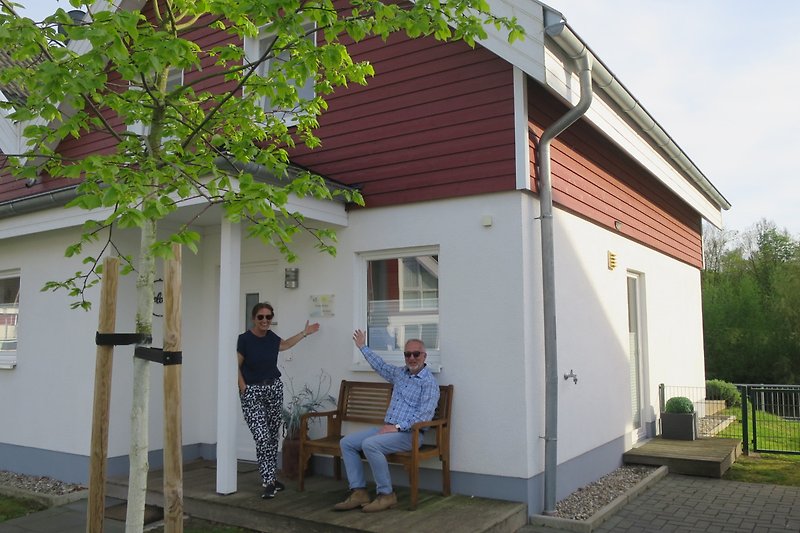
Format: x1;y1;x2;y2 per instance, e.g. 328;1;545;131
333;329;440;512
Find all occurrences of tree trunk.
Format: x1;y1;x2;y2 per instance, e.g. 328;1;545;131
126;219;156;532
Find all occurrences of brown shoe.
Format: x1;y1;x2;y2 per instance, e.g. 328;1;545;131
361;492;397;513
333;488;370;511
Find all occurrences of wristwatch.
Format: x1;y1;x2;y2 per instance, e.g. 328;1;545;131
395;424;402;432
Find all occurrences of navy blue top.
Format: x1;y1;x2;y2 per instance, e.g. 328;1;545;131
237;330;282;384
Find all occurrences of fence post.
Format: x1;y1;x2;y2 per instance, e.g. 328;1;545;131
658;384;665;436
740;385;749;455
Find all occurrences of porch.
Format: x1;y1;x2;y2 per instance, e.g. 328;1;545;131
623;437;742;478
104;460;528;533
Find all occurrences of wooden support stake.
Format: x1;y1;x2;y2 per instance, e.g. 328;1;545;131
163;244;183;533
86;257;119;533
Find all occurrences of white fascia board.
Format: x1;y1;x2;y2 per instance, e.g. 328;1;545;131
543;49;724;228
461;0;548;82
0;110;20;156
0;179;348;241
0;201;113;240
513;66;530;190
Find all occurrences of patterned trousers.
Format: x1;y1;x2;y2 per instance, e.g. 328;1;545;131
240;380;284;486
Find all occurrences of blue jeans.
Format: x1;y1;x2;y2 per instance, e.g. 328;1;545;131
340;427;416;495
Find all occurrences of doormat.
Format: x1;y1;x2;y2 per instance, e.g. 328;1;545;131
104;502;164;524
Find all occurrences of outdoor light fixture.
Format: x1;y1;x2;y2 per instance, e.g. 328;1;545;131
285;268;299;289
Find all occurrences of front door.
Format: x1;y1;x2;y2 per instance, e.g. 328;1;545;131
627;272;649;441
236;260;282;461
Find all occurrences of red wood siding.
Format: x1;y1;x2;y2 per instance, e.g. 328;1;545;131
288;33;517;207
527;82;703;268
0;9;234;204
2;6;517;208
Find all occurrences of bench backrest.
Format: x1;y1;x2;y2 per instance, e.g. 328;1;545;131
337;380;453;427
337;380;393;424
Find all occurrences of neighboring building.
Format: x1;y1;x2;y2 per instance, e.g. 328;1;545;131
0;0;730;517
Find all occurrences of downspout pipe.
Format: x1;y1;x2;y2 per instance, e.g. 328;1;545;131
538;11;593;516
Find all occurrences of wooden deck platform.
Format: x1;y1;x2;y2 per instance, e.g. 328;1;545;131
104;460;528;533
623;437;742;478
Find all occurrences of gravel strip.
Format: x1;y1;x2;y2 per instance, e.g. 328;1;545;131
0;470;86;497
554;464;658;520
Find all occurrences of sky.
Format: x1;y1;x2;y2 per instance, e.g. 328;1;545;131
14;1;800;238
545;0;800;238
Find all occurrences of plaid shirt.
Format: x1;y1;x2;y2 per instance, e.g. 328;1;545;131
360;346;440;432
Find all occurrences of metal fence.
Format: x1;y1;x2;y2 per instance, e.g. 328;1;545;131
660;383;800;454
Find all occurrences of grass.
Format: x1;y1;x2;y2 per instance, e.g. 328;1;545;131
719;406;800;452
0;495;46;522
724;453;800;486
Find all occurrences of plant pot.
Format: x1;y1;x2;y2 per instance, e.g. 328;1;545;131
280;437;309;479
660;411;698;440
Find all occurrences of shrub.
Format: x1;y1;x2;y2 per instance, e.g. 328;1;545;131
706;379;741;407
664;396;694;414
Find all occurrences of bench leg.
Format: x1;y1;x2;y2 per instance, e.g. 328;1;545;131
298;451;308;491
334;456;342;480
442;455;451;496
409;465;419;511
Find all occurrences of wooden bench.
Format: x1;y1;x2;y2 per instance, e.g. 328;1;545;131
297;379;453;510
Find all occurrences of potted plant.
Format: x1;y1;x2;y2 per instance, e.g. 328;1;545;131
280;372;335;478
661;396;698;440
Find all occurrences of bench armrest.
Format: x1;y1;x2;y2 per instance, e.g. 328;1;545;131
410;418;445;431
299;409;341;441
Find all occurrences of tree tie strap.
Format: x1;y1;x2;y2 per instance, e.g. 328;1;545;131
134;347;182;366
95;333;152;346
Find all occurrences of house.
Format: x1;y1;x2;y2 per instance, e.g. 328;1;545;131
0;0;730;517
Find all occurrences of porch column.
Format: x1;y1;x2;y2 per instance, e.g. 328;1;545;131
216;217;241;494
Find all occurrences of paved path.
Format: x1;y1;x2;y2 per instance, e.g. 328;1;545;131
597;474;800;532
524;473;800;533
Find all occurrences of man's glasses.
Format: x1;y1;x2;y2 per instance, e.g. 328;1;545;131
256;314;274;321
404;351;425;359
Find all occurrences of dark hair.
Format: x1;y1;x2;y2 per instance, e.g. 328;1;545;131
251;302;274;319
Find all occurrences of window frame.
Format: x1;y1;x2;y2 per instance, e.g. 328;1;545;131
0;269;20;370
243;23;317;126
354;246;441;372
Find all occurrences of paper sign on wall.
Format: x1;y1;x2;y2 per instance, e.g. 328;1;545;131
309;294;335;318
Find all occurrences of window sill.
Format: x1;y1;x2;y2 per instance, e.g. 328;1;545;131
350;358;442;374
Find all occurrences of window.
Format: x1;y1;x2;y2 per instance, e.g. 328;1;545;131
358;248;440;370
244;24;316;125
0;270;20;369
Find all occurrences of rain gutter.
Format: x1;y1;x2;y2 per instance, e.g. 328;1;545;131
0;160;353;221
538;8;593;515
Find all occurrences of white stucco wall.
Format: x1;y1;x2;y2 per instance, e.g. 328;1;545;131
551;207;706;463
1;189;707;485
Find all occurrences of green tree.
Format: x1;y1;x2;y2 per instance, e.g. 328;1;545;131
703;220;800;384
0;1;522;530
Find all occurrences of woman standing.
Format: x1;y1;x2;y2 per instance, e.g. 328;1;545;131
237;302;320;499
